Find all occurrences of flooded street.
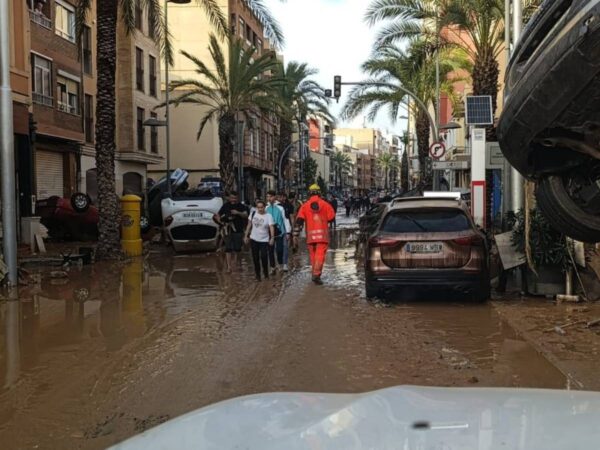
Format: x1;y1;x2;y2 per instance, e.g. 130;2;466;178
0;218;589;449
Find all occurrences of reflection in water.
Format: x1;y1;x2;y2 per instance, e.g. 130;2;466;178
2;298;20;390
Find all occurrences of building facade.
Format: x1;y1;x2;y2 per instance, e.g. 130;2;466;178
152;0;279;202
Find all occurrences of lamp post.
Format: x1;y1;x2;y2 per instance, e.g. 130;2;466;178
160;0;191;197
0;0;18;286
510;0;524;213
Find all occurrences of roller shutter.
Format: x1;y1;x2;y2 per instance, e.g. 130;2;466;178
36;150;64;199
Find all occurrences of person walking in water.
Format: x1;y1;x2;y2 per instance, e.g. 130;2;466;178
244;200;275;281
293;184;335;285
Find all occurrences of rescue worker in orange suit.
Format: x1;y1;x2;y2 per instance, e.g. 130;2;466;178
293;184;336;285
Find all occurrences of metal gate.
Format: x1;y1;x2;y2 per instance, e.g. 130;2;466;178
36;150;64;199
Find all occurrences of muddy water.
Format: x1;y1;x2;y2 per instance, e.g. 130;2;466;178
0;222;569;449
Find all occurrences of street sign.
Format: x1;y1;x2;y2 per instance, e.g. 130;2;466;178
432;160;470;170
429;141;446;159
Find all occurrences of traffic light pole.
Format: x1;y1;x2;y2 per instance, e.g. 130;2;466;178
333;78;439;141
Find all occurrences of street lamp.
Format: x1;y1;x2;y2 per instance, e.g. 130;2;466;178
159;0;191;197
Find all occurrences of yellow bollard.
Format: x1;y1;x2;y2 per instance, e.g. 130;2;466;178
121;195;142;256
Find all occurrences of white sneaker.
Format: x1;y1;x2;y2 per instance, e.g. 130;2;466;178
282;264;289;272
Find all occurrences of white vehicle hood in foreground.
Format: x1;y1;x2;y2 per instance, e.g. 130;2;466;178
109;385;600;449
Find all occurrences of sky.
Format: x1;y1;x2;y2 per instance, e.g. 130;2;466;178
263;0;408;136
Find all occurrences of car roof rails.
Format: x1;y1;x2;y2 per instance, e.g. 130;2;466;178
389;195;462;208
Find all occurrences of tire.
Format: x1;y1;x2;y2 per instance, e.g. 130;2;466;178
536;175;600;243
70;192;91;213
365;282;381;299
472;284;490;303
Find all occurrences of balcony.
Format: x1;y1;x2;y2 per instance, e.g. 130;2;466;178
243;152;273;172
30;10;52;29
32;92;53;107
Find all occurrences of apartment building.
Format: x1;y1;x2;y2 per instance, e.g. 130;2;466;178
9;0;32;219
151;0;279;201
27;0;91;205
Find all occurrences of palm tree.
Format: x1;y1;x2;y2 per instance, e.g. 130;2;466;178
330;151;352;192
274;62;332;176
400;147;410;191
365;0;543;137
377;153;400;190
76;1;282;259
167;35;284;192
342;41;466;189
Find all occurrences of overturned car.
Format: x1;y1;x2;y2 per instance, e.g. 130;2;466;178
498;0;600;242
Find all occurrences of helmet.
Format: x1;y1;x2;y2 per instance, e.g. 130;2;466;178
308;184;321;193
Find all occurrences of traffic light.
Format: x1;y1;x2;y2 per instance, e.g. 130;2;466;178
324;89;332;98
333;75;342;100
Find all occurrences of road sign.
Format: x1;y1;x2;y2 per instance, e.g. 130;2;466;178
432;160;470;170
429;142;446;159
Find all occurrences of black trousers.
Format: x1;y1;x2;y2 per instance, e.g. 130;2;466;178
268;235;284;267
251;240;269;278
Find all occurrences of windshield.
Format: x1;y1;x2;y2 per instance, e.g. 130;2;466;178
381;209;471;233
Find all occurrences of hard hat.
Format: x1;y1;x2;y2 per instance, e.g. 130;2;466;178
308;183;320;192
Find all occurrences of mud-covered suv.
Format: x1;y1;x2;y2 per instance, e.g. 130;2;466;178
364;197;490;301
498;0;600;242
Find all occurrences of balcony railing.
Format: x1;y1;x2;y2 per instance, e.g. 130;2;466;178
243;153;273;172
32;92;53;107
30;11;52;29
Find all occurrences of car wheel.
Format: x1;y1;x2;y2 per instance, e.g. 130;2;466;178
365;282;381;299
536;173;600;243
71;192;91;213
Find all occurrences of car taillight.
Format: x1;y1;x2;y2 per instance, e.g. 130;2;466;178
453;235;484;246
368;236;403;247
164;216;174;227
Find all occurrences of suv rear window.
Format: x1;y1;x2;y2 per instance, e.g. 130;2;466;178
381;209;471;233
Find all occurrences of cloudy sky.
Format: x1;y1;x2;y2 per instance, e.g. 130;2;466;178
263;0;408;135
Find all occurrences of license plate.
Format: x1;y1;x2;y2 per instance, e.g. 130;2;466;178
407;242;443;254
182;212;205;219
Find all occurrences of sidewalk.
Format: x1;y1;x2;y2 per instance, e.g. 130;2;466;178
493;297;600;390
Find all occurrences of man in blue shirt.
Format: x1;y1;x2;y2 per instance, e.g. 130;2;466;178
266;190;287;274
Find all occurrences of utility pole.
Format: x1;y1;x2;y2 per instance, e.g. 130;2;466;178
0;0;18;286
510;0;524;213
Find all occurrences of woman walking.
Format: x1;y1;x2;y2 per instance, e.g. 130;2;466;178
244;200;275;281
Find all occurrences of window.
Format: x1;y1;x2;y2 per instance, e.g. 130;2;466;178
256;38;262;55
245;24;252;43
381;209;471;233
84;95;94;143
150;112;158;153
56;74;80;115
230;14;236;34
149;55;157;97
31;54;53;106
55;0;75;42
82;26;92;75
135;47;144;92
148;11;156;39
239;18;245;39
137;107;145;150
29;0;52;28
134;0;143;31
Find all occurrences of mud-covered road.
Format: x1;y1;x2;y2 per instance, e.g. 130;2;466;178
0;220;586;449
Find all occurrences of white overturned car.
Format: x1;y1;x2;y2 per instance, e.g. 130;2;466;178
161;191;223;253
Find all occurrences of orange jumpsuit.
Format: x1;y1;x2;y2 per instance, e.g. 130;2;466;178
296;195;336;277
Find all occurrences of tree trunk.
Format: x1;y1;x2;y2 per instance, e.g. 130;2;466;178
401;150;409;191
95;0;121;260
219;114;236;194
416;111;432;190
472;49;500;140
277;119;293;179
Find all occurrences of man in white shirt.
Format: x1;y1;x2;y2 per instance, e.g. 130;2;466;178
244;200;275;281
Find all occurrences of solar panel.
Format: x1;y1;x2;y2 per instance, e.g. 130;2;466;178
465;96;493;125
